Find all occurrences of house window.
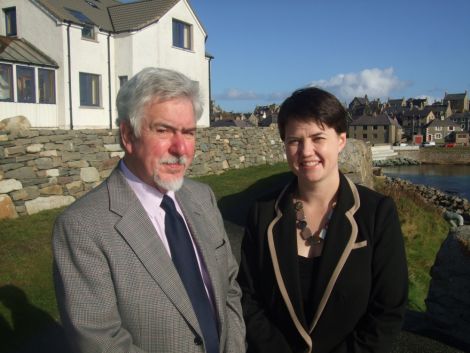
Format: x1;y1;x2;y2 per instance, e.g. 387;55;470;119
4;7;17;36
448;126;454;131
373;134;378;139
172;19;192;50
435;126;442;131
435;133;442;139
79;72;100;106
0;63;13;101
362;125;367;130
16;66;35;103
38;68;56;104
362;134;367;139
82;25;95;39
373;125;378;130
119;75;128;87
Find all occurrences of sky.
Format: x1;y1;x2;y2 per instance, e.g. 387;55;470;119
126;0;470;113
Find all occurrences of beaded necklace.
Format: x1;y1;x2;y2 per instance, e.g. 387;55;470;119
294;199;335;244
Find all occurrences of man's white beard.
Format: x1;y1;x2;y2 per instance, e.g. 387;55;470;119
153;156;187;192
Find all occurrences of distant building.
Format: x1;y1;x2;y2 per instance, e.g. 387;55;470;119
400;108;435;139
387;98;406;109
443;91;469;113
450;111;470;132
425;118;463;144
348;113;402;145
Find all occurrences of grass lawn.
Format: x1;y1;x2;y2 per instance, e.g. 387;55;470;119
0;162;449;349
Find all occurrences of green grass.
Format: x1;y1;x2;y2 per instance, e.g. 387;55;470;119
0;163;450;348
374;177;450;311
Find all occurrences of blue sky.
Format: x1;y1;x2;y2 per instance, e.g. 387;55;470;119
126;0;470;113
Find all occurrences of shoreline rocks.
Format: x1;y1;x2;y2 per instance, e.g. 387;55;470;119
373;157;421;167
382;176;470;224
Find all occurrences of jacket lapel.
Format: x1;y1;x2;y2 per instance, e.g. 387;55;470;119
107;169;202;335
267;180;313;350
175;183;226;334
309;174;360;332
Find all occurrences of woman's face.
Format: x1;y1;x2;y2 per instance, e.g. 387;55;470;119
284;118;346;186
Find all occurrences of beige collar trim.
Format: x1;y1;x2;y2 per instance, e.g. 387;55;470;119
267;176;360;353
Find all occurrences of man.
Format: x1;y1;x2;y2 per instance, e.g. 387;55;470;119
53;68;246;353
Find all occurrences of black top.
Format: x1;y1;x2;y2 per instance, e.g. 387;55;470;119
298;255;321;325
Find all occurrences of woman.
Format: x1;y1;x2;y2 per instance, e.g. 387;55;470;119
237;87;408;353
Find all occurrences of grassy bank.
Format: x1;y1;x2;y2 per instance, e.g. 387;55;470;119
0;163;449;347
374;177;450;311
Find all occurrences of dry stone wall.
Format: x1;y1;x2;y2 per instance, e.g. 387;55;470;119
0;127;372;218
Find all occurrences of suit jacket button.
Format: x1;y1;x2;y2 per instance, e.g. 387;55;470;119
194;336;203;346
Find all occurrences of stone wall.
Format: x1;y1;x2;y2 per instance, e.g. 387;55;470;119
0;127;372;218
395;148;470;164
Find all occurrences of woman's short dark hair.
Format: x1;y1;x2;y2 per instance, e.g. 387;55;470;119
277;87;347;141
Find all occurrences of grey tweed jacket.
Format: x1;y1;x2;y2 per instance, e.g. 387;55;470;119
53;168;246;353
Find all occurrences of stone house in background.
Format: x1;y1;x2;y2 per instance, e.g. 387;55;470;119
425;118;463;144
348;113;402;145
0;0;211;129
450;112;470;132
387;97;406;109
424;102;453;120
400;108;435;139
348;95;382;119
444;91;469;113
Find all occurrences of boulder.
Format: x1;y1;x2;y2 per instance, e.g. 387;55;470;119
0;116;31;132
339;139;374;188
0;194;18;219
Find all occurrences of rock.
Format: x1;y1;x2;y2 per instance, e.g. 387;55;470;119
426;226;470;348
339;139;373;188
80;167;100;183
26;144;44;153
25;195;75;215
0;194;18;219
0;179;23;193
0;116;31;132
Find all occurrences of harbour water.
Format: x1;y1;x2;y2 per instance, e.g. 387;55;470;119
381;164;470;201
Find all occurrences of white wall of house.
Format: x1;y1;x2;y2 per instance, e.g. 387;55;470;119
113;0;210;127
0;0;60;127
1;0;209;129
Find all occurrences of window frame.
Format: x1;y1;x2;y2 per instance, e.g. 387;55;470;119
81;24;95;40
172;19;192;50
38;68;56;104
79;72;101;107
0;63;14;101
4;7;17;37
16;65;36;103
118;75;128;87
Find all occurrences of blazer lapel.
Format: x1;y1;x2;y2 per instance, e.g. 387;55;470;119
309;174;360;332
107;169;202;335
267;180;313;350
175;183;226;333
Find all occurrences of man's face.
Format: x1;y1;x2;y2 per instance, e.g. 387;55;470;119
121;96;196;192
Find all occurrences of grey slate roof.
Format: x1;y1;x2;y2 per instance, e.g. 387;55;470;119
36;0;180;33
37;0;120;31
349;113;400;127
444;92;468;100
108;0;179;32
428;118;460;128
0;36;58;68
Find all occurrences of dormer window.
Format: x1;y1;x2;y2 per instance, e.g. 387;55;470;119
66;8;96;40
172;19;192;50
3;7;17;37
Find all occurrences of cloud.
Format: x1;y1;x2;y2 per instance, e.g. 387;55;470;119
309;67;408;102
216;89;260;100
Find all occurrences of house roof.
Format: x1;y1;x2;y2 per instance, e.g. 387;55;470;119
444;92;468;101
36;0;181;33
349;113;400;127
428;118;460;128
0;36;58;68
108;0;179;32
36;0;120;31
211;119;253;128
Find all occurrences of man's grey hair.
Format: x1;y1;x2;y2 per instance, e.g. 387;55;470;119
115;67;203;138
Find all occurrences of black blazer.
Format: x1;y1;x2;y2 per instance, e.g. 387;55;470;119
237;173;408;353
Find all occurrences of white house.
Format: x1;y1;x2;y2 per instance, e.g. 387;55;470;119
0;0;212;128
